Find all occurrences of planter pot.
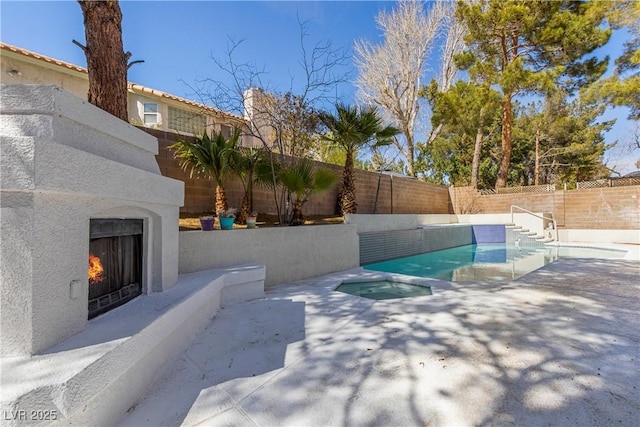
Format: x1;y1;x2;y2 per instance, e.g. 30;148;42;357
199;217;214;231
219;217;235;230
246;216;257;228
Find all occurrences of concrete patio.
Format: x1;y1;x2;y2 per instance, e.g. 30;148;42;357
119;255;640;426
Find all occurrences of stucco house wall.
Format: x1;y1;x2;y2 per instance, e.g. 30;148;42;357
0;42;259;145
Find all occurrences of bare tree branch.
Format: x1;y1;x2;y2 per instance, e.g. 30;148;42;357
354;1;455;176
184;24;350;224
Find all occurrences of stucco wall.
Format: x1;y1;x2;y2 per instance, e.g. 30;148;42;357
0;55;88;99
1;85;184;356
178;224;359;287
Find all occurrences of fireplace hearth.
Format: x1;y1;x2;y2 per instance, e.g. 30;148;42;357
88;219;143;319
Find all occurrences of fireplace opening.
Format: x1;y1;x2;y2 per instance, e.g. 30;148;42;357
88;219;143;319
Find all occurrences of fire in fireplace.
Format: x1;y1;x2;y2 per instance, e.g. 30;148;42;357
88;219;143;319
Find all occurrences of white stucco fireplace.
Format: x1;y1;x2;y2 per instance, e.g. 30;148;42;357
0;84;184;357
0;84;267;426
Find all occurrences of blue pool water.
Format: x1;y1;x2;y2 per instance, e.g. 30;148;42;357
363;244;626;282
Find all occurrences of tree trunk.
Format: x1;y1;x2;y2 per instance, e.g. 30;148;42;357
340;149;357;215
496;95;513;188
215;185;228;214
534;128;540;186
237;191;250;224
78;0;128;121
405;131;415;177
471;126;483;189
289;200;304;226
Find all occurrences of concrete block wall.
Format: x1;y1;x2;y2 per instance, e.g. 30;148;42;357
152;130;219;214
450;186;639;232
562;186;639;229
149;128;451;216
151;127;637;232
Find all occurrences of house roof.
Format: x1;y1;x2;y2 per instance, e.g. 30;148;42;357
0;41;245;123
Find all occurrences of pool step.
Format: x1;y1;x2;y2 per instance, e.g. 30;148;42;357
506;224;553;248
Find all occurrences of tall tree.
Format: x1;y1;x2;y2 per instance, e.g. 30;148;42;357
589;0;639;120
514;91;613;185
354;1;461;176
456;0;612;188
319;104;399;215
424;80;501;188
77;0;128;121
258;91;322;158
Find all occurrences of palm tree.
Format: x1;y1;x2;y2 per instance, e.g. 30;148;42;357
234;146;270;224
319;104;400;215
170;128;241;213
278;158;337;226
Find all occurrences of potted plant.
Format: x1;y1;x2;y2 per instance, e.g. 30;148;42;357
199;215;215;231
217;208;236;230
246;212;258;228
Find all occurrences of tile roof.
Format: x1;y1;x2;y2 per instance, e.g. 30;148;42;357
0;41;245;122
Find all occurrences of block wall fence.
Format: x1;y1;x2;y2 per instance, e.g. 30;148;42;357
146;129;639;230
148;129;451;216
450;186;640;230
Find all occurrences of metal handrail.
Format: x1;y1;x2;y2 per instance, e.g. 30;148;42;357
510;205;558;242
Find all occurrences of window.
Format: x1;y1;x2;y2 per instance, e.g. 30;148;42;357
220;124;231;139
143;103;158;125
168;106;205;135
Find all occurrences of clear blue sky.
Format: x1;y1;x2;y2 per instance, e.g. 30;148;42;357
1;0;393;103
1;0;636;175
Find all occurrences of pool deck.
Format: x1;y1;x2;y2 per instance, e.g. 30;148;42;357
119;248;640;426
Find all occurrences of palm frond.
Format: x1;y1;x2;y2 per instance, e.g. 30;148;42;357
169;127;241;185
313;168;338;192
319;103;400;153
278;158;336;202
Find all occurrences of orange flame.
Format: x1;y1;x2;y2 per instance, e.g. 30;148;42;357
88;252;105;284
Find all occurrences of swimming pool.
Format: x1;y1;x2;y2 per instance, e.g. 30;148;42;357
363;244;626;282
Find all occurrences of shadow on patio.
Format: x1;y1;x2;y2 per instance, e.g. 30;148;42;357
120;259;639;426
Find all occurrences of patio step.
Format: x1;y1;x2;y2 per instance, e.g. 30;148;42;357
0;264;265;427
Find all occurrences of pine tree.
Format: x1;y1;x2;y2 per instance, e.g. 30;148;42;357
78;0;128;121
456;0;612;188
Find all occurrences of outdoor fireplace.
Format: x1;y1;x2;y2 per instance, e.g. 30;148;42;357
2;84;183;357
88;219;144;319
